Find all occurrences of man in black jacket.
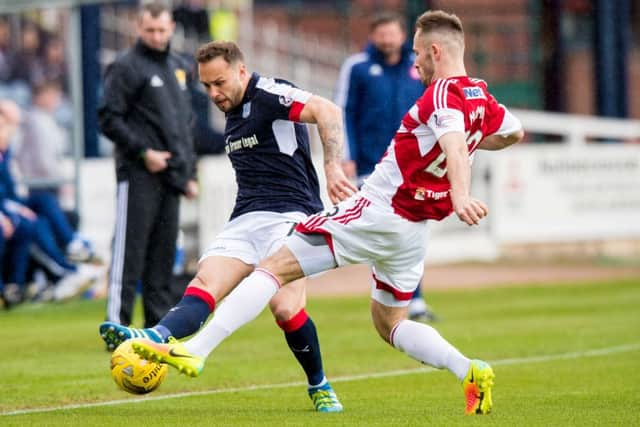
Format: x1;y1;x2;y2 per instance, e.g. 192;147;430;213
98;1;198;328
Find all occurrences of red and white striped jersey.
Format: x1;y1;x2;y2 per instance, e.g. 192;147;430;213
361;75;519;222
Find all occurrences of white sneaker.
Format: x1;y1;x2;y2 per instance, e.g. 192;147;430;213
53;264;103;301
66;236;95;262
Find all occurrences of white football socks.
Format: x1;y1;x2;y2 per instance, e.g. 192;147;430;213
391;319;470;381
185;269;280;358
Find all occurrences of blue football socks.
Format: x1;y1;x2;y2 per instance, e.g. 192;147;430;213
157;289;214;339
279;310;325;386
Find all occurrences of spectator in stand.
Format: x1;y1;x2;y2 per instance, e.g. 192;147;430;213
0;17;14;82
16;79;78;228
0;18;30;108
0;104;35;308
335;11;435;322
33;33;73;129
0;99;100;303
10;21;42;89
173;0;210;43
34;34;68;92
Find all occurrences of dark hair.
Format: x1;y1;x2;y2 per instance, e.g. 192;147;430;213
370;11;405;32
139;1;171;19
195;40;244;64
415;10;464;38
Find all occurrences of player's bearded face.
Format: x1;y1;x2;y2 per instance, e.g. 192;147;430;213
199;58;245;112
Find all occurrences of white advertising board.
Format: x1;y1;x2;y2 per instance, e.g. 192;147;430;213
491;145;640;243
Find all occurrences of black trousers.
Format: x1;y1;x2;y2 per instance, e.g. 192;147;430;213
106;168;184;327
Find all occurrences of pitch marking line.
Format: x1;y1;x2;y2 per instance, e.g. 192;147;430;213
2;342;639;417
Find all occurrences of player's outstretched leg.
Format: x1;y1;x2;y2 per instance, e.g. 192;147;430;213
100;286;216;350
308;381;343;413
131;337;204;377
462;359;495;415
99;321;164;351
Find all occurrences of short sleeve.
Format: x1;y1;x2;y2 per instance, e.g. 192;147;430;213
256;77;312;122
491;105;522;136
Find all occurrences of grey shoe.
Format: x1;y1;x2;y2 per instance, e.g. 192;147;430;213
408;298;438;322
2;283;23;309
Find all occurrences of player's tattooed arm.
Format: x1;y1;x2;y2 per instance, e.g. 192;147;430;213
299;95;357;203
316;119;344;166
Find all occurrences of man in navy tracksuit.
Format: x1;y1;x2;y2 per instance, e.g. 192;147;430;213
335;11;435;322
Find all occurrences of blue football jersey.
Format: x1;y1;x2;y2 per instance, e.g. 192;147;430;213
224;73;323;220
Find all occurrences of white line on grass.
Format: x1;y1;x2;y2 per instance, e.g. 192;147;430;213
3;342;639;417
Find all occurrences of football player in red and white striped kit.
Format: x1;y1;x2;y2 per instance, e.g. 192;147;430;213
131;9;524;415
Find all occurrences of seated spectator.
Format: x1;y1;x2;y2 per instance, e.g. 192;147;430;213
1;96;90;260
33;34;73;129
10;20;42;89
0;205;34;308
16;80;79;228
0;17;30;109
0;17;14;82
34;34;68;92
0;99;101;304
173;0;210;42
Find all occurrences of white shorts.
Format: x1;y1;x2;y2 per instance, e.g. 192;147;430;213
200;211;307;266
289;195;428;307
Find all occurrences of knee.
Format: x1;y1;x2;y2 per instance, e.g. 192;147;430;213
269;294;303;322
188;273;209;291
187;269;225;302
371;303;408;345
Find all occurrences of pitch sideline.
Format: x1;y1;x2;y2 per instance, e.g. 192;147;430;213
2;342;639;417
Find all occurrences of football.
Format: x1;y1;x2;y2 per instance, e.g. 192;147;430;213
110;340;168;394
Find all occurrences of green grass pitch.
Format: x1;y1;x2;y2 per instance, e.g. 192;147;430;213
1;278;639;426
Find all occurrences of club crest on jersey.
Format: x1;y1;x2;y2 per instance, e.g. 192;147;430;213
174;68;187;90
242;102;251;118
463;86;486;100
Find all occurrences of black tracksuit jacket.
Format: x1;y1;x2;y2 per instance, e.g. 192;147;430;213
98;40;196;326
98;40;196;193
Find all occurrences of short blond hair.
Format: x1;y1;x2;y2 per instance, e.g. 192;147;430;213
415;10;464;46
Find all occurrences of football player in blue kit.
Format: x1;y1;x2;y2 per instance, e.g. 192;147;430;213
100;40;357;412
